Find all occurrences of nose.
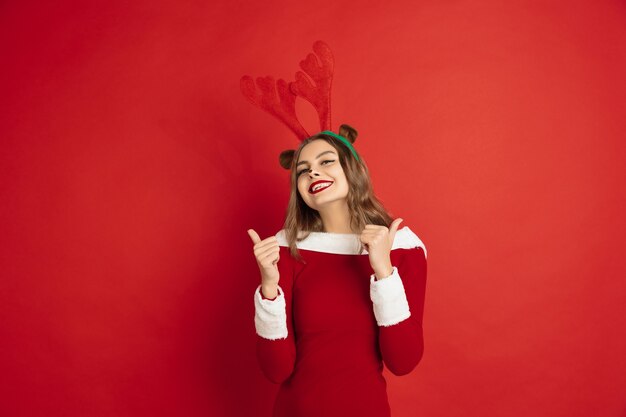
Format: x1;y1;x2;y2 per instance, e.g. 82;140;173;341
307;169;320;178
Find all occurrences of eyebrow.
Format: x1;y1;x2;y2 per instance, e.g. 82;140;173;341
296;150;337;167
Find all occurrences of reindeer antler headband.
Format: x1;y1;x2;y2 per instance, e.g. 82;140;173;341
240;40;360;169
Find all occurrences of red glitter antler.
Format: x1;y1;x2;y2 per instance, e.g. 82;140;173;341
240;40;335;141
290;40;334;132
240;75;309;140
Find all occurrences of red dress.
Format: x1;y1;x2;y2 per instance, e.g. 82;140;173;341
253;226;427;417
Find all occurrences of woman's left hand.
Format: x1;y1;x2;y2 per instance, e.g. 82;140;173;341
360;218;403;280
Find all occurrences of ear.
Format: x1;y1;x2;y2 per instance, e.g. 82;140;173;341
279;149;295;170
338;124;358;144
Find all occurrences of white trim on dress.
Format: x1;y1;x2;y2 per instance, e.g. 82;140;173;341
275;226;427;257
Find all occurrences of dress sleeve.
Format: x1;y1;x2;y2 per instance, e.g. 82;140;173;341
370;246;427;376
253;245;297;384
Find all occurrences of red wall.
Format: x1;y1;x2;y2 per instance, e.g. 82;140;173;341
1;1;625;416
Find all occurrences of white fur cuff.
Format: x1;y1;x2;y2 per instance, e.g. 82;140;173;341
370;267;411;326
254;285;288;340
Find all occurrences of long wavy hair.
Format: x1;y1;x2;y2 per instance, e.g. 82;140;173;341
280;124;394;261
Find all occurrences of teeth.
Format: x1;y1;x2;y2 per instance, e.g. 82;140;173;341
312;182;331;192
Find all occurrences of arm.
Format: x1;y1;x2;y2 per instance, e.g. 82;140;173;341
254;246;296;384
370;246;427;376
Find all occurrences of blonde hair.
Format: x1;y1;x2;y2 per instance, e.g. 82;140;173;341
281;124;394;261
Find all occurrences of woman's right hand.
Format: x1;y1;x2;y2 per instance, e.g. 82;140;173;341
247;229;280;292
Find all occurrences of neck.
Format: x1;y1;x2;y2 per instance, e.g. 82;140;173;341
318;200;355;234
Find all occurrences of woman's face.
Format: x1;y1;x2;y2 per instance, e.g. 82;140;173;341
296;139;349;211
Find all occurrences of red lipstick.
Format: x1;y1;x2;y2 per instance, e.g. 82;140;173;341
309;180;333;194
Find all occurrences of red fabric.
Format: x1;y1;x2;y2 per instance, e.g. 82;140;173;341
256;243;427;417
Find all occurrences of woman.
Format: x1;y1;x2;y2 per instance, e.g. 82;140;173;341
247;124;428;417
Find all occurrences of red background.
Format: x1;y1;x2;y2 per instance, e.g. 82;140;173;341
1;1;625;416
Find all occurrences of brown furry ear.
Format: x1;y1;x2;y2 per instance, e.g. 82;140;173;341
279;149;295;169
338;124;358;144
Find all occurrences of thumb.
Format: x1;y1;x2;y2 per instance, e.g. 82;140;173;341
388;218;403;241
247;229;261;244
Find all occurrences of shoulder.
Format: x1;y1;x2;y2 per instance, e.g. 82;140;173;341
275;229;288;247
392;226;427;258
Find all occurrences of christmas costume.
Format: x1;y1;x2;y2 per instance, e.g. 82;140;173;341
254;226;427;417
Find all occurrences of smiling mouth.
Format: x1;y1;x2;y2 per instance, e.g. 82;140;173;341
309;181;333;194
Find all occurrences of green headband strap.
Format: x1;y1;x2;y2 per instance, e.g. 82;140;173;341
319;130;360;162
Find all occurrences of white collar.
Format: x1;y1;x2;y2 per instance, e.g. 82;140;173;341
275;226;427;257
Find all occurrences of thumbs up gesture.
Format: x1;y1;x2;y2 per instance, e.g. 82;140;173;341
247;229;280;291
359;218;403;280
